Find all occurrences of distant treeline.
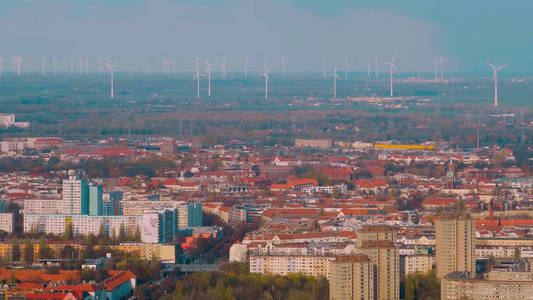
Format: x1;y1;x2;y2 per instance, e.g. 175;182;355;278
0;156;175;178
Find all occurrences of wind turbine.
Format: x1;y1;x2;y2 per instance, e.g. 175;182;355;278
258;68;270;102
220;56;228;78
205;60;215;97
69;57;74;74
487;62;507;107
342;58;349;80
262;56;268;74
193;56;201;74
280;56;288;79
373;55;379;78
52;57;57;75
242;57;248;80
364;58;371;77
438;56;444;79
106;63;117;98
97;59;103;73
329;65;341;99
193;59;205;100
434;56;439;80
162;59;170;75
41;57;46;75
78;57;84;74
0;56;2;75
384;55;398;97
321;57;328;80
13;56;23;76
170;59;176;75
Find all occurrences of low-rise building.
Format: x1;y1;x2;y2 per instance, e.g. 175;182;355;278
441;271;533;300
249;255;334;279
0;212;14;233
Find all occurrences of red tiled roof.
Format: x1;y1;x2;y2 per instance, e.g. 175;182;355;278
103;271;136;292
355;179;387;188
0;268;80;282
25;293;69;300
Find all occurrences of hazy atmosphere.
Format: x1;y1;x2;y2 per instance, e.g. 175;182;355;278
0;2;532;300
2;0;531;73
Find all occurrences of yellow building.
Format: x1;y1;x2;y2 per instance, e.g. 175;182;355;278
0;244;11;262
330;255;374;300
436;214;476;279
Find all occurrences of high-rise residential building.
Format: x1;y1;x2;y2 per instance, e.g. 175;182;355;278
187;202;202;227
178;202;203;228
61;175;89;215
330;255;375;300
436;214;476;279
88;184;103;216
103;191;122;216
357;225;399;300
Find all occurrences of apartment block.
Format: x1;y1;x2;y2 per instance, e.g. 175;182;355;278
330;255;374;300
249;255;335;279
436;214;476;279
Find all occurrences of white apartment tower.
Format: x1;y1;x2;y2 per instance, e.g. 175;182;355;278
62;175;89;215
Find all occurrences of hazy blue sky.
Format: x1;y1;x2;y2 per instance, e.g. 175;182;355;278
0;0;531;73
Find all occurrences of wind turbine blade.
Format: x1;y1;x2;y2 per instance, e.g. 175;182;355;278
487;62;496;69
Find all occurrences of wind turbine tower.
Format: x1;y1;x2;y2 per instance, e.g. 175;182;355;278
221;56;228;78
384;56;398;97
107;63;117;98
52;57;57;75
193;58;205;100
439;56;445;79
321;57;328;80
205;60;215;97
13;57;23;76
329;65;341;99
280;56;288;79
434;56;439;79
170;59;176;75
242;57;248;80
97;59;103;73
259;68;270;102
373;55;379;77
262;57;268;74
78;57;84;74
41;57;46;75
342;58;349;80
487;62;507;107
365;58;371;77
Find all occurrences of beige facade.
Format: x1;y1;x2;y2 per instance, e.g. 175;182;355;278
441;272;533;300
436;214;476;279
249;255;334;279
294;138;333;148
330;255;374;300
403;254;435;275
357;225;399;300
